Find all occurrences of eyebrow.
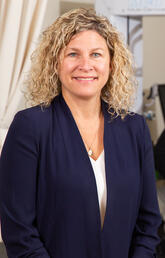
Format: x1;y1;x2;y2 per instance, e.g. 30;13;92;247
66;47;104;52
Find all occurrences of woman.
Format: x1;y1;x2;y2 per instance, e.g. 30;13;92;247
0;8;161;258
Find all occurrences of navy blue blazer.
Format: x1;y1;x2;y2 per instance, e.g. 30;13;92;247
0;94;161;258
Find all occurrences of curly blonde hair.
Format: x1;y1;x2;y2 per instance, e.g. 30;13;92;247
26;8;137;118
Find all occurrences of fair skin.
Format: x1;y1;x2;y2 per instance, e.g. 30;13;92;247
58;30;111;160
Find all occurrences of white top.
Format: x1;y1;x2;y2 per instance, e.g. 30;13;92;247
89;150;107;228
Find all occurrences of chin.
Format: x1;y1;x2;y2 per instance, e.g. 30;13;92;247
74;90;101;100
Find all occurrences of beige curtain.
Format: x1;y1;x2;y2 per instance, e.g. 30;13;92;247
0;0;51;152
0;0;60;242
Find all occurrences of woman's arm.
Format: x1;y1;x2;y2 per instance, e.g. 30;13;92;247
0;111;50;258
130;117;161;258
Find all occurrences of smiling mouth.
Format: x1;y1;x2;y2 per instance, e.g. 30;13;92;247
73;77;98;81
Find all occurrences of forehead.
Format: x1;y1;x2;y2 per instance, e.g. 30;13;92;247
65;30;108;50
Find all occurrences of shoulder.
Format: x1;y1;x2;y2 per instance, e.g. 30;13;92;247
14;94;62;123
122;112;146;131
103;104;145;134
4;100;58;152
115;113;151;148
119;113;148;137
9;99;58;141
15;103;53;124
102;101;143;125
13;95;62;128
103;103;149;144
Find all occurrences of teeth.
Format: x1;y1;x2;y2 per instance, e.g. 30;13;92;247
76;77;95;81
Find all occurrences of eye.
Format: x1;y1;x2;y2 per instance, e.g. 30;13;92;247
92;52;101;57
68;52;77;57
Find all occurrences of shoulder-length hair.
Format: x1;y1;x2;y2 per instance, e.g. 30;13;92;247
26;8;137;118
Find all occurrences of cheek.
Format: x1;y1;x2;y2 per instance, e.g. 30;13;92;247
99;62;111;76
98;57;110;70
63;60;76;71
58;62;72;80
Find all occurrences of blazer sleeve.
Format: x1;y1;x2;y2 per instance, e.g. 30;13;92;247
130;117;161;258
0;112;50;258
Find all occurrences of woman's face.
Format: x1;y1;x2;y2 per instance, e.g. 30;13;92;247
58;30;111;100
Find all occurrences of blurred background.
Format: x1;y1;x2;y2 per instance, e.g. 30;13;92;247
0;0;165;257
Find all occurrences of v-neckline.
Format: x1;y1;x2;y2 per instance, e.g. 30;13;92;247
89;149;104;162
59;94;111;233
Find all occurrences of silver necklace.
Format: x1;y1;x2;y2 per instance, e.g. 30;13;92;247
87;130;98;157
75;111;103;158
86;113;103;157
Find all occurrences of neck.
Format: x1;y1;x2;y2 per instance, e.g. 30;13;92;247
62;92;102;120
62;91;104;160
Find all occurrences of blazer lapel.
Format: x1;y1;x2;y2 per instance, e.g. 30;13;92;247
54;94;102;233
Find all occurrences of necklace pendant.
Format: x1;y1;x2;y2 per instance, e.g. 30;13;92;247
88;149;93;156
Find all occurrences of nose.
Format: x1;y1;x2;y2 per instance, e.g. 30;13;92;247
78;56;93;72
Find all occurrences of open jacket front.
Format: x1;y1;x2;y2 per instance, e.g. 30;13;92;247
0;94;161;258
